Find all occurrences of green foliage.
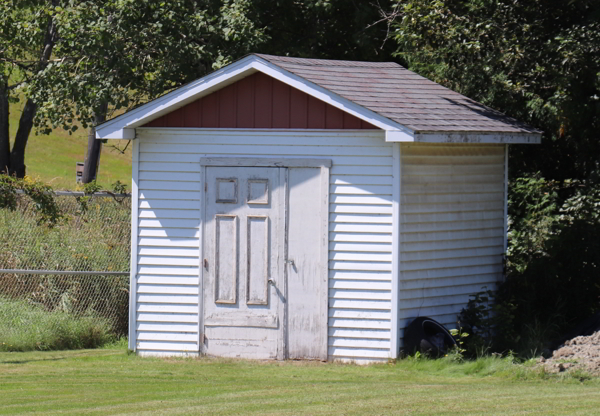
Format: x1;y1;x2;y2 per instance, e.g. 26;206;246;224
458;178;600;357
0;174;63;227
29;0;266;134
0;297;115;351
111;180;128;194
247;0;396;61
392;0;600;181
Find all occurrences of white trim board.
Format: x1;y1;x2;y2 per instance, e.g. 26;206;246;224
96;54;542;144
128;139;140;351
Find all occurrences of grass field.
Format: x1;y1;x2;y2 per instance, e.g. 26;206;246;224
8;98;132;190
0;346;598;415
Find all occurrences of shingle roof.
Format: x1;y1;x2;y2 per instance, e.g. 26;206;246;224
256;54;540;134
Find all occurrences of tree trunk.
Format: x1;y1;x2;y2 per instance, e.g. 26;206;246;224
9;0;59;178
9;99;37;178
0;82;10;174
82;104;108;183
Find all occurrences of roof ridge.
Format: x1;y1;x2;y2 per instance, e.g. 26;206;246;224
254;53;402;69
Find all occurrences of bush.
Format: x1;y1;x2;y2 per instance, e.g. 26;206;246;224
459;176;600;357
0;297;115;351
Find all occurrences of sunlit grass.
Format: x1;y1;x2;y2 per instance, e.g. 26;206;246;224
0;348;598;415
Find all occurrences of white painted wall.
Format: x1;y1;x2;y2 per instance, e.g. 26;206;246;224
133;128;394;362
397;143;506;344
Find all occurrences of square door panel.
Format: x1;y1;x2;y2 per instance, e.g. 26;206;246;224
216;178;238;203
248;179;269;204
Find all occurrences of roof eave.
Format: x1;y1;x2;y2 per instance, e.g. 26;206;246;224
412;131;542;144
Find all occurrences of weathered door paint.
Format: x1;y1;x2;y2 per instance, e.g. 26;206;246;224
286;167;328;360
203;167;284;359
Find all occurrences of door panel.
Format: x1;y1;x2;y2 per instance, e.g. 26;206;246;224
203;167;282;359
286;167;328;360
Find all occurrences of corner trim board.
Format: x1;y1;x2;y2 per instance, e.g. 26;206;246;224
128;139;140;351
390;143;401;359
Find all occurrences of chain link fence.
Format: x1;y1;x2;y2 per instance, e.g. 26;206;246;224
0;192;131;350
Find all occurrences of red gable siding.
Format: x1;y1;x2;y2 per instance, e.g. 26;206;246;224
143;72;377;129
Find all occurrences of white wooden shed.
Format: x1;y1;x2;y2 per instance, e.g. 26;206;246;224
97;54;541;363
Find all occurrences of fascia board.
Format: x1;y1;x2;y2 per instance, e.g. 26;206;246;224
413;132;542;144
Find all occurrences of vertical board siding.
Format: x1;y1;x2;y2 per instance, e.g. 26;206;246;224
135;129;392;361
398;143;506;341
143;73;376;129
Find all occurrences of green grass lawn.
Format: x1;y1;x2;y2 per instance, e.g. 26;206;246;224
8;99;132;191
0;347;598;415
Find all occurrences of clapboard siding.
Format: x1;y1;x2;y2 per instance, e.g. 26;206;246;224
398;143;506;345
134;129;393;360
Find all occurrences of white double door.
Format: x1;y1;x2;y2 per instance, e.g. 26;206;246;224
201;165;327;360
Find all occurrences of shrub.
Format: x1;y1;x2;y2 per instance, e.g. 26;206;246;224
459;176;600;358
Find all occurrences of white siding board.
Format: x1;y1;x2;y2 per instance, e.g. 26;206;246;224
139;171;200;182
398;143;506;349
330;232;392;243
328;327;390;339
330;214;392;224
136;303;199;314
139;209;200;219
330;252;392;262
330;242;392;253
136;284;199;295
139;199;200;210
136;341;199;351
137;276;199;285
138;228;199;238
329;280;391;291
329;270;392;281
137;313;199;323
137;322;198;332
137;332;198;342
332;175;393;185
138;238;200;248
330;204;393;214
136;129;393;361
138;247;200;257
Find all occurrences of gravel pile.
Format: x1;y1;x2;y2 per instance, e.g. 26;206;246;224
540;331;600;375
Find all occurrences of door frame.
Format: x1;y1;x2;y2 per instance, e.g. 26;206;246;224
199;157;332;359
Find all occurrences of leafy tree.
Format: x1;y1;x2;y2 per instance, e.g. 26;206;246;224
391;0;600;181
28;0;265;182
0;0;60;177
248;0;397;61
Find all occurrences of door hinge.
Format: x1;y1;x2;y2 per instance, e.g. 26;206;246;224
204;182;207;192
203;259;208;270
200;333;205;344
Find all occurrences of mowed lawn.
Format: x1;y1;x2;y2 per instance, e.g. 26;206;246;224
0;348;599;415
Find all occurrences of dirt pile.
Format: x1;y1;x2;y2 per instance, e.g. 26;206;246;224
541;331;600;375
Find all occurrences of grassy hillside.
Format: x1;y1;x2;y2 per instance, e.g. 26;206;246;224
8;99;132;191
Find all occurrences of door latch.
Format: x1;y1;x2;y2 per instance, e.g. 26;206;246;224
285;259;295;267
